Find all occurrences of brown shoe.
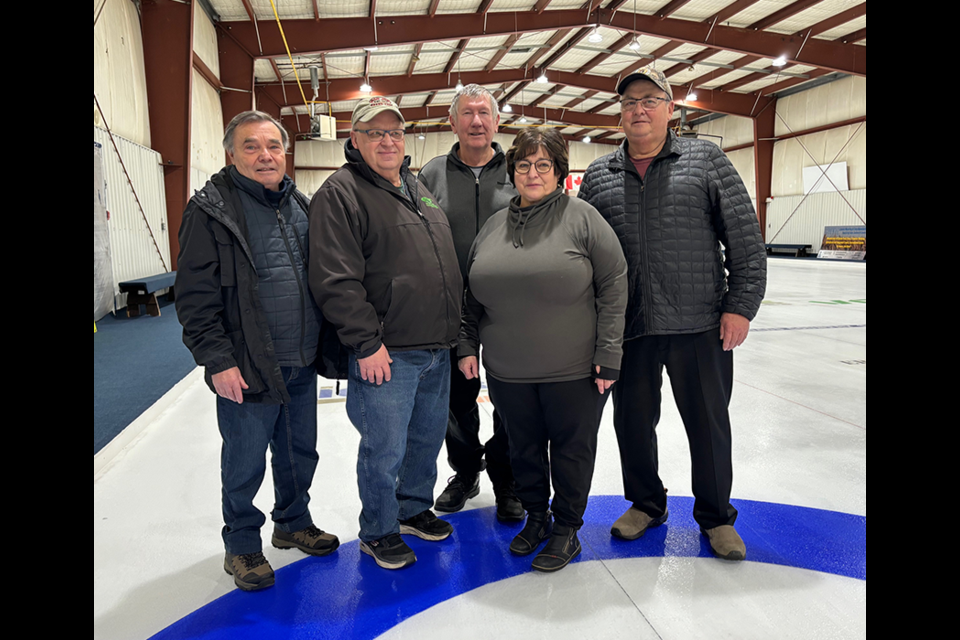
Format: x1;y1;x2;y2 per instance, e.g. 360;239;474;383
610;507;668;540
272;525;340;556
224;552;275;591
702;525;746;561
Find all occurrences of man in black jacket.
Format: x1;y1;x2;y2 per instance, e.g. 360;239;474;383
579;68;766;561
175;111;339;592
418;84;521;522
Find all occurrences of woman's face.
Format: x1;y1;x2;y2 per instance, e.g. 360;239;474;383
514;146;559;207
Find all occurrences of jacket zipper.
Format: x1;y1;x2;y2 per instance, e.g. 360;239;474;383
275;207;308;367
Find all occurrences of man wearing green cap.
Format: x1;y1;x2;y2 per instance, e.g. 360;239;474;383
309;97;463;570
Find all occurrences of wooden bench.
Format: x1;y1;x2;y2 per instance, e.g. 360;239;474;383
118;272;177;317
765;243;812;257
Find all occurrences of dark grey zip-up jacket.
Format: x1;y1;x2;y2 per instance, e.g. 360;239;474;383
578;133;766;340
417;142;517;281
308;140;463;359
459;190;627;384
175;167;318;404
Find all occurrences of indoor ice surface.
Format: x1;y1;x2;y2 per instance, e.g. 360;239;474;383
93;258;866;640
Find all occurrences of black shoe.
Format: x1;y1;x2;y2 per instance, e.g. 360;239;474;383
509;511;553;556
494;483;525;522
399;509;454;541
531;525;581;572
360;533;417;570
434;473;480;513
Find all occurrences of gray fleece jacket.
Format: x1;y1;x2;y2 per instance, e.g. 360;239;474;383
459;190;627;384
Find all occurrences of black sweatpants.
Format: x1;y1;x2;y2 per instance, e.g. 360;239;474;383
446;346;513;487
613;330;737;530
487;375;610;529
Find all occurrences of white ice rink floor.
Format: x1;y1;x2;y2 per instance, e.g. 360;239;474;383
94;258;866;640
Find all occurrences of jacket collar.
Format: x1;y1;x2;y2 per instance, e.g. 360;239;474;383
611;130;682;172
228;165;295;207
446;141;506;171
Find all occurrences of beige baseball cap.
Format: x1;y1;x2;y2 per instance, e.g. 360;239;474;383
616;66;674;101
351;96;405;127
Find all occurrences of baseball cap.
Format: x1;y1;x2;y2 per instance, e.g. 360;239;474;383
351;96;405;127
616;67;673;101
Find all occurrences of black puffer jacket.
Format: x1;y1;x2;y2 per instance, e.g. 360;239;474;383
578;132;766;339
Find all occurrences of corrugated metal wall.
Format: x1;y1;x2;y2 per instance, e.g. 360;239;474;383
765;189;866;247
94;126;171;311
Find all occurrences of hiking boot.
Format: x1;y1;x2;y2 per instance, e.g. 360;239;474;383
224;551;275;591
359;533;417;570
434;473;480;512
610;506;668;541
272;525;340;556
399;509;454;541
509;511;553;556
702;525;746;561
494;482;525;522
531;525;581;572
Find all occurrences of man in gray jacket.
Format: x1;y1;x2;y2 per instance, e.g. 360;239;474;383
579;67;766;561
176;111;339;592
418;84;521;522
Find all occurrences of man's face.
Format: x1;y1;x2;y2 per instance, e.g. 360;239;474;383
450;97;499;156
350;111;406;179
620;79;675;145
229;120;287;191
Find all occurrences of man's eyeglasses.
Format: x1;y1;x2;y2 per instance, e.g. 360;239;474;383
515;159;554;174
354;128;405;141
620;97;670;112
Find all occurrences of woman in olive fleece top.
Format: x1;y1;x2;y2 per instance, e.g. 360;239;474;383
458;128;627;572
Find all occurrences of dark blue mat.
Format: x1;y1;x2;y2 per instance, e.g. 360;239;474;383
94;298;196;454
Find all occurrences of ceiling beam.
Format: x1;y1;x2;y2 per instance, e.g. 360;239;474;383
747;0;823;32
326;105;621;131
485;33;519;72
797;3;866;37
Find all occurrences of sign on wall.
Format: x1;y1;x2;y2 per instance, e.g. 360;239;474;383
818;225;866;260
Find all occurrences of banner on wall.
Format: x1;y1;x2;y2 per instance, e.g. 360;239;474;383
818;225;866;260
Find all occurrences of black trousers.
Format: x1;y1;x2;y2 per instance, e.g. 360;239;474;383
487;376;610;529
446;346;513;487
613;330;737;530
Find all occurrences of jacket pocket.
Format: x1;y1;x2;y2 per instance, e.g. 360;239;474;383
226;330;265;395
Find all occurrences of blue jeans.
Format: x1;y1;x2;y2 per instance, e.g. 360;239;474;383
346;349;451;542
216;364;318;554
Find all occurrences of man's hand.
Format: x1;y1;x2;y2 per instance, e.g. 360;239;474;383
595;365;615;394
359;344;393;385
719;312;751;351
459;356;479;380
212;366;249;404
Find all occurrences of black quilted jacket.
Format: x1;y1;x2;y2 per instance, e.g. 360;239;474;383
578;133;766;340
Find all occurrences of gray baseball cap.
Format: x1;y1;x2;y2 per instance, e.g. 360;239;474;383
351;96;405;127
616;67;673;101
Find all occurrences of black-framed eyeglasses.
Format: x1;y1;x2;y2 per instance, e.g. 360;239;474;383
354;128;405;141
515;159;554;174
620;97;670;112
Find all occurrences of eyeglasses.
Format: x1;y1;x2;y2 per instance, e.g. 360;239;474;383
620;97;670;112
354;128;405;141
515;159;554;174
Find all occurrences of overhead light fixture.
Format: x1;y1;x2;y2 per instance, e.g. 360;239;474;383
519;116;527;123
456;80;464;91
502;103;513;113
686;91;698;102
583;136;591;144
360;80;372;93
418;133;425;140
364;45;379;52
537;72;548;84
588;28;602;44
773;55;788;67
628;38;641;51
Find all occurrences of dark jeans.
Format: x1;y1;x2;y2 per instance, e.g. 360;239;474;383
613;330;738;530
487;376;610;529
216;364;319;555
447;346;513;487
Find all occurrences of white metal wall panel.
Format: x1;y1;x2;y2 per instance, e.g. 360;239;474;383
765;189;867;247
775;75;866;137
192;69;227;179
695;114;754;149
93;0;151;146
771;122;867;197
193;7;220;79
94;127;171;310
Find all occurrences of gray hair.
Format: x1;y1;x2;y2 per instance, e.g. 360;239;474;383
449;84;499;119
222;110;290;153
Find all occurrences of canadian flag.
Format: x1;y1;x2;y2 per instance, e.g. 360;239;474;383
564;173;584;191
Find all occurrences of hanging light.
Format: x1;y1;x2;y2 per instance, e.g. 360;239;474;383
772;55;788;67
519;116;527;123
588;28;602;44
418;133;425;140
537;72;548;84
686;91;698;102
583;136;591;144
502;103;513;113
360;80;372;93
456;80;464;91
628;37;641;51
364;45;379;52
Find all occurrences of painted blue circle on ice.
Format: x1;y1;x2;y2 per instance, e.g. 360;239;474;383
149;496;866;640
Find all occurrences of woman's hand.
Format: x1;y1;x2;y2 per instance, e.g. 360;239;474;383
595;365;614;394
459;356;479;380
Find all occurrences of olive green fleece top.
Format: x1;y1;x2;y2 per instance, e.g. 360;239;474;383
459;189;628;383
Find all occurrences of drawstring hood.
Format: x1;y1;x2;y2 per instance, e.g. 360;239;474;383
508;188;564;248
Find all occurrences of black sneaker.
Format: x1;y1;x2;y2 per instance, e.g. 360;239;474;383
359;533;417;570
494;482;525;522
224;551;275;591
399;509;454;541
434;473;480;513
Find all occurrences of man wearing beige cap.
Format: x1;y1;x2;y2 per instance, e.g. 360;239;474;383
579;67;766;561
309;97;463;570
